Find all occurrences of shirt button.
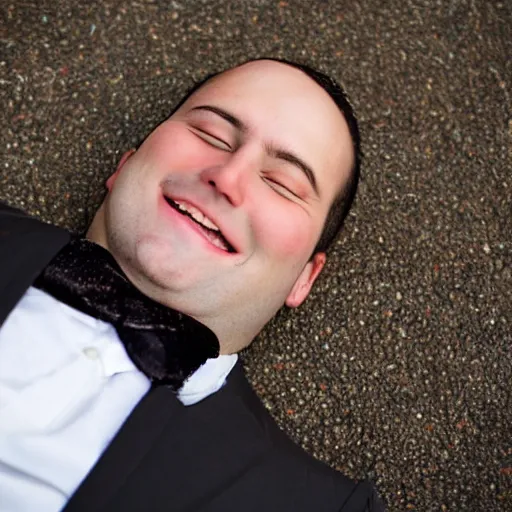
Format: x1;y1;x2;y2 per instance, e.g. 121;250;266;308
82;347;99;360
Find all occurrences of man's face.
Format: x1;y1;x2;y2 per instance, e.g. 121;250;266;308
89;60;354;353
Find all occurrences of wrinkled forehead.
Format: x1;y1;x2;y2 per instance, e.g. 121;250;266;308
175;60;354;204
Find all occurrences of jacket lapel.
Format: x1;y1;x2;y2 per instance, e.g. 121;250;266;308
63;385;184;512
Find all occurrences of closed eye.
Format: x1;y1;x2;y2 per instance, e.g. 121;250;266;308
190;128;231;151
264;177;301;200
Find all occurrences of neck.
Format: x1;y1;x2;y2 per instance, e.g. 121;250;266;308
85;204;108;248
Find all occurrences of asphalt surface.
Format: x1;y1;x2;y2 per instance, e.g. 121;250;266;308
1;1;510;510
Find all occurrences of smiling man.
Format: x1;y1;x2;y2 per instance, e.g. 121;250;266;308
0;59;384;511
88;60;354;354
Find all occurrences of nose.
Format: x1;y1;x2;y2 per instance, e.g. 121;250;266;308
200;149;259;207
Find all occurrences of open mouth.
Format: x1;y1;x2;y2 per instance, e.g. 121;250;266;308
164;196;237;253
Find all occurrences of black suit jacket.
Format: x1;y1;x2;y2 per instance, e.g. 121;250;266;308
0;202;384;512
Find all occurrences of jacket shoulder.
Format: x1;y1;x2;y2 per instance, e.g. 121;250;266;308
208;363;385;511
0;202;70;324
0;202;70;237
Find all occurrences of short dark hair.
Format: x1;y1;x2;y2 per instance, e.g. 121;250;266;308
171;57;362;254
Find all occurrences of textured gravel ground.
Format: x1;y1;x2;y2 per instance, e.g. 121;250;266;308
1;1;510;510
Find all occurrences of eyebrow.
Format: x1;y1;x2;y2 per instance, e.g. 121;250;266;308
191;105;247;133
190;104;319;196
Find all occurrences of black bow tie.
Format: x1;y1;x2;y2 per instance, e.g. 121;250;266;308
33;238;219;390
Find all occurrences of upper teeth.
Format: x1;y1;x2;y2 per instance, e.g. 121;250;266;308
174;200;220;232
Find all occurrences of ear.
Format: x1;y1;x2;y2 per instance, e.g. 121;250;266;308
106;149;136;190
285;252;326;308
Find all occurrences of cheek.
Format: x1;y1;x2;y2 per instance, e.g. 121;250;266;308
253;204;316;259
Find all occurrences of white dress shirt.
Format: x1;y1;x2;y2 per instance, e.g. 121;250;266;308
0;287;237;512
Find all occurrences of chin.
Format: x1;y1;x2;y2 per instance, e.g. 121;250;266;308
132;244;200;299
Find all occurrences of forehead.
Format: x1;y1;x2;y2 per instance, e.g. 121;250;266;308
176;60;354;203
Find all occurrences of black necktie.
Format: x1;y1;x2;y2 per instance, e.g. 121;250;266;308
33;237;219;391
